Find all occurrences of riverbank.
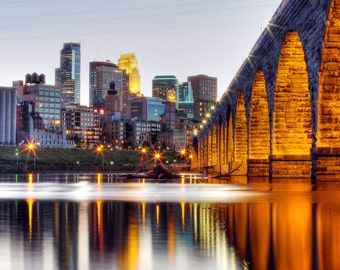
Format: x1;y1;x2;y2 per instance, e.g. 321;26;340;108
0;146;179;173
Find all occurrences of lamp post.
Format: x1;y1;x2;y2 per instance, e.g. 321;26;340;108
27;142;36;171
180;149;186;165
152;150;162;166
96;145;104;171
140;148;147;169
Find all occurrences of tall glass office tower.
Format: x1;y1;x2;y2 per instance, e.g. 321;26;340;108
55;43;81;106
89;60;124;106
118;53;140;96
152;75;179;101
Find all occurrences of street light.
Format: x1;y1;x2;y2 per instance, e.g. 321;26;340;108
152;150;163;166
26;142;36;171
140;148;147;169
96;145;104;171
180;149;186;164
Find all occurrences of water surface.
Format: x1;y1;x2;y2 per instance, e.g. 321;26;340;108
0;173;338;270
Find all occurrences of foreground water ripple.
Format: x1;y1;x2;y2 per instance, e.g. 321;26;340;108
0;182;258;202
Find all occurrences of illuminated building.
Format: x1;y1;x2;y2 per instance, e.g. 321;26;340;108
55;43;81;106
101;120;125;148
118;53;140;96
152;75;179;102
188;74;217;122
162;90;176;131
125;96;165;122
133;121;162;147
89;60;124;106
31;130;74;148
178;82;194;119
16;74;61;132
0;87;17;145
159;90;187;150
61;105;99;148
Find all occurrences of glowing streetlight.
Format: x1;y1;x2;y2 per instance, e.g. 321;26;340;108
140;148;147;169
180;149;186;164
96;145;104;171
26;141;36;171
152;150;163;166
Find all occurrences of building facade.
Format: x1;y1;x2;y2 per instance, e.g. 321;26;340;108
125;96;165;122
152;75;179;102
89;60;124;106
61;105;99;148
187;74;217;122
104;87;123;120
133;120;162;148
17;76;61;132
31;130;74;148
0;87;17;145
118;53;140;96
55;42;81;105
177;82;194;119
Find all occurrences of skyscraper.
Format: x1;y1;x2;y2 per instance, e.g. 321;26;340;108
89;60;124;107
55;42;81;106
187;74;217;122
178;82;194;119
118;53;140;96
152;75;179;102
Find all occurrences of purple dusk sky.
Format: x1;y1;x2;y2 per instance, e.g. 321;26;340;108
0;0;281;105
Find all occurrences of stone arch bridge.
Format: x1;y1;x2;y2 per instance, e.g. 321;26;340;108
193;0;340;183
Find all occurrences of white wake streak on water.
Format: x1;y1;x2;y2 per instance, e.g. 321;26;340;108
0;182;257;202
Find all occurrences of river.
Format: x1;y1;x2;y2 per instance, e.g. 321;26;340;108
0;172;338;269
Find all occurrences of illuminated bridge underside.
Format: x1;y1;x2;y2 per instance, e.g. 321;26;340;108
194;0;340;183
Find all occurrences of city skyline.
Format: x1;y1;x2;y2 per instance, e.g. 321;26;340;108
0;0;282;106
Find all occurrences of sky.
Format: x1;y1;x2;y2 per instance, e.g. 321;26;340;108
0;0;282;106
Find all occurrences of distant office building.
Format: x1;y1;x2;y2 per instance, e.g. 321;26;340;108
152;75;179;102
125;96;165;122
89;60;124;106
162;90;177;131
0;87;17;145
133;120;162;148
118;53;140;96
61;105;99;148
55;42;81;106
178;82;194;119
15;74;61;132
31;130;74;148
104;81;123;120
187;74;217;122
101;120;125;148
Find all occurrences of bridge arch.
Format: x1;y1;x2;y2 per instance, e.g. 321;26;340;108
273;31;312;155
271;30;312;178
248;70;270;178
318;0;340;148
249;69;270;159
234;91;248;175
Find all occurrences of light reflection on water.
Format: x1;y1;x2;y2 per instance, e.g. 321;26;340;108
0;173;339;269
